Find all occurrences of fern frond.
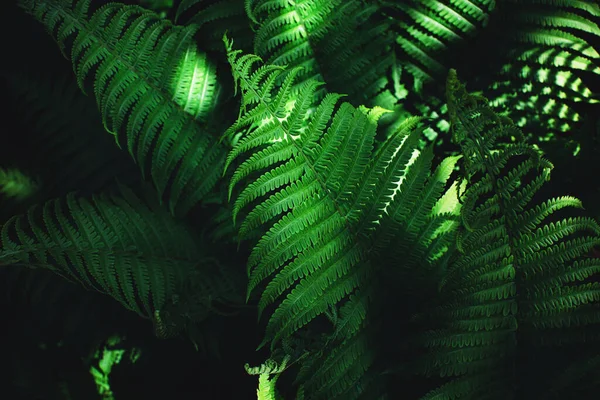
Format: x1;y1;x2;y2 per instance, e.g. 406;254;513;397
224;40;458;399
248;0;395;107
0;185;225;334
245;356;290;400
383;0;600;152
486;0;600;139
19;0;227;216
418;69;600;398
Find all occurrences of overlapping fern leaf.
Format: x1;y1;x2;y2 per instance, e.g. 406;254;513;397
19;0;227;216
382;0;496;94
416;69;600;399
386;0;600;149
0;184;235;336
223;38;460;398
247;0;395;108
176;0;253;53
371;0;496;145
485;0;600;141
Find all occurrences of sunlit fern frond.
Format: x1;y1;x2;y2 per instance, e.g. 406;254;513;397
294;166;463;399
224;39;458;398
18;0;228;216
379;0;599;152
245;356;290;400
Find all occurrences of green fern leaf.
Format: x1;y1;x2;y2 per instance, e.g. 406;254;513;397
223;39;458;399
386;0;496;92
0;185;220;333
418;69;600;399
486;0;600;140
248;0;395;107
19;0;227;216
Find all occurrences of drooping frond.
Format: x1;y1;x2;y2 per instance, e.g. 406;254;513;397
416;69;600;399
176;0;253;53
0;185;230;335
18;0;227;216
223;39;458;398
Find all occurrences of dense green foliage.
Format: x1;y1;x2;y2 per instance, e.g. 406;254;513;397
1;0;600;398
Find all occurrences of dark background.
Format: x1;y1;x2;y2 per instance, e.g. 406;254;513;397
1;1;600;399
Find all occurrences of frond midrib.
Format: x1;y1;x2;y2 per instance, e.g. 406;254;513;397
455;106;523;269
231;63;359;239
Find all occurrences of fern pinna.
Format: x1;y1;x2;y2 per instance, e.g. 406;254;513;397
223;38;459;399
19;0;227;216
415;70;600;399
